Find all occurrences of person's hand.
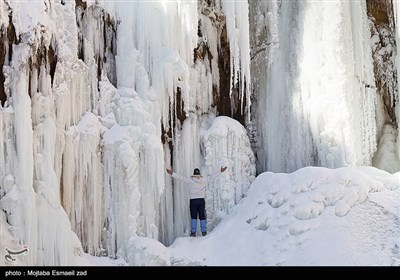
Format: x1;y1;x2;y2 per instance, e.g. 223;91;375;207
220;166;227;173
166;168;173;175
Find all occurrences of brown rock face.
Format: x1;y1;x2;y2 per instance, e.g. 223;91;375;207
216;18;233;121
75;3;117;87
0;13;19;106
197;0;246;126
368;0;397;126
367;0;390;24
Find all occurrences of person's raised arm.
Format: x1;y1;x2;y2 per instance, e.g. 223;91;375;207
207;166;227;181
166;168;190;183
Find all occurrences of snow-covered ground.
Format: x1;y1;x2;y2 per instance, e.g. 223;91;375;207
169;166;399;266
76;166;399;266
78;254;127;266
2;166;398;266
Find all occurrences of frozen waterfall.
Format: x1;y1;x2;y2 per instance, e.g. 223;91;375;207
0;0;398;266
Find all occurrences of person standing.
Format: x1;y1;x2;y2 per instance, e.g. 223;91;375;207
166;166;227;237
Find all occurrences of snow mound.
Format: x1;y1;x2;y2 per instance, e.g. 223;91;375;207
127;236;170;266
170;166;400;266
373;124;400;173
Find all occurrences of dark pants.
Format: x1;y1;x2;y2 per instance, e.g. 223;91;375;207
190;198;206;220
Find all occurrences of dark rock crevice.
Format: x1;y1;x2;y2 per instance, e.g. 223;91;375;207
215;20;232;119
24;31;58;102
76;3;117;88
0;32;6;106
0;13;19;106
75;0;87;10
197;0;246;126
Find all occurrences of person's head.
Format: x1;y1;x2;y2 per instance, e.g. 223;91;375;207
193;168;201;175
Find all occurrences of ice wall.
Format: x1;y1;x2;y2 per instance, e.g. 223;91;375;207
0;0;84;265
254;0;378;173
99;0;255;249
1;0;255;263
100;0;200;249
164;0;254;239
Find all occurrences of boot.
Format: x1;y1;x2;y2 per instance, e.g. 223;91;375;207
200;220;207;236
191;219;197;236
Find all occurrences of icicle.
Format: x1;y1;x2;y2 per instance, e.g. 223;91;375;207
221;0;251;118
172;114;201;237
102;124;142;258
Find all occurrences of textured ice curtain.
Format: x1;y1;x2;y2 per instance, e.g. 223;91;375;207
101;0;199;250
257;0;377;173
